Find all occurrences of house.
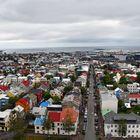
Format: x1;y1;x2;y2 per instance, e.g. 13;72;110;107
0;109;12;131
50;89;62;99
34;116;45;134
34;107;79;135
127;83;140;93
30;89;43;103
104;111;140;138
62;91;81;109
16;98;30;112
32;107;47;117
20;80;32;93
28;93;37;107
0;85;9;93
13;105;25;118
114;88;123;98
128;94;140;105
0;94;9;110
75;76;87;87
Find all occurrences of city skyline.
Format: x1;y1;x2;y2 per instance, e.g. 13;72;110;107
0;0;140;49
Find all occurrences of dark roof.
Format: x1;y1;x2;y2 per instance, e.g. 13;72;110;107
104;111;140;124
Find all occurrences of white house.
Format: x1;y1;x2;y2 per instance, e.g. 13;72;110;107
34;107;79;135
128;94;140;105
104;111;140;138
0;109;12;131
127;83;140;93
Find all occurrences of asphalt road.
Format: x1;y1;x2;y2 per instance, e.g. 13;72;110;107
84;67;97;140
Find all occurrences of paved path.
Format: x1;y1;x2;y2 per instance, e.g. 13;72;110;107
84;66;97;140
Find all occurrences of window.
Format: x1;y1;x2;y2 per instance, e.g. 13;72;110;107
128;125;131;128
136;125;139;128
36;126;39;129
58;123;59;126
111;125;113;127
128;130;130;133
115;125;117;128
132;125;135;128
115;130;117;132
136;130;138;133
132;130;134;133
111;130;113;132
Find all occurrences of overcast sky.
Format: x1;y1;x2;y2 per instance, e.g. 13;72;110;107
0;0;140;49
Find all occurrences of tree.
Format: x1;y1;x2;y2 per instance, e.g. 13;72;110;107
63;85;73;95
118;100;127;113
53;96;61;103
118;119;127;137
119;76;128;84
9;111;25;140
44;118;53;139
80;87;87;95
63;115;75;139
25;112;35;121
69;75;76;83
43;91;51;100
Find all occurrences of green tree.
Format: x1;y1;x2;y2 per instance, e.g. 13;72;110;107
119;76;128;84
63;85;73;95
69;75;76;83
80;87;87;95
43;91;51;100
118;100;127;113
63;115;75;139
53;96;61;103
9;111;25;140
44;118;53;139
118;119;127;137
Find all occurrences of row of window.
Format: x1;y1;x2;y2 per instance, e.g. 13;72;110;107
110;129;139;133
109;124;139;128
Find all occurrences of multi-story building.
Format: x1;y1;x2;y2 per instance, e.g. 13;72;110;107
128;94;140;105
34;107;79;135
104;111;140;138
127;83;140;93
0;109;12;131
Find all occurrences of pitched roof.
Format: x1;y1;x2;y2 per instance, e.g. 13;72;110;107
40;101;50;107
34;117;45;125
60;107;78;123
128;94;140;98
48;112;61;122
22;80;30;87
17;98;29;105
0;85;9;91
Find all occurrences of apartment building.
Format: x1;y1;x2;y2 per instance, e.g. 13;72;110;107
104;111;140;138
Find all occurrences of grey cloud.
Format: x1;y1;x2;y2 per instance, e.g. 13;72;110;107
0;0;140;48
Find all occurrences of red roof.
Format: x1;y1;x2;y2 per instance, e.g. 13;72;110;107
129;76;137;81
60;107;78;123
0;85;9;91
22;80;30;87
48;112;61;122
111;70;121;73
18;98;29;105
128;94;140;98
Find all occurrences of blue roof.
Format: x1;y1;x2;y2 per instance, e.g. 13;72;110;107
40;101;50;107
34;117;45;125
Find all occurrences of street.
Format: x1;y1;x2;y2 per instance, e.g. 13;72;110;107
84;66;97;140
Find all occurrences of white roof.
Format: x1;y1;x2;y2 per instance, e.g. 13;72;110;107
14;105;24;112
0;94;9;100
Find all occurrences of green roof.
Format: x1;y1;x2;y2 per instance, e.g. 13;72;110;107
102;109;112;117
